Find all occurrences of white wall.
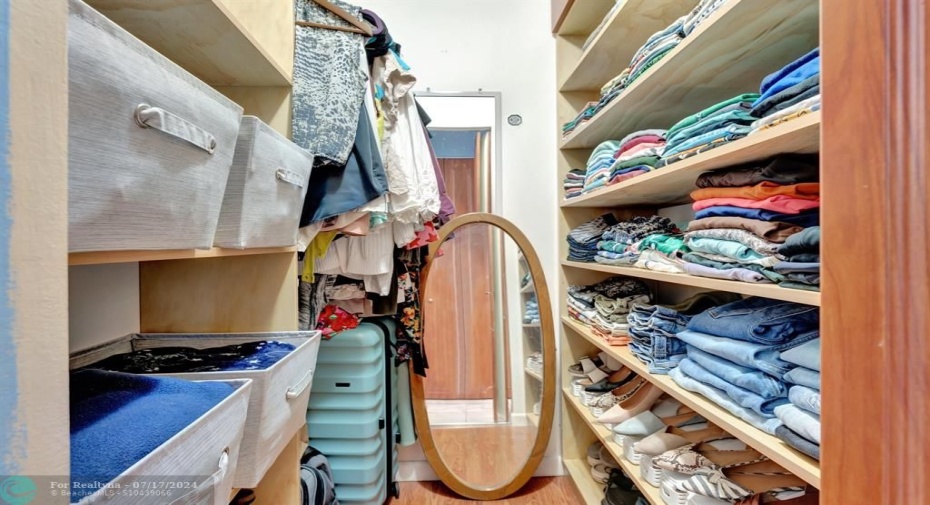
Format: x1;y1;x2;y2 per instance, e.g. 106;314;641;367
362;0;560;478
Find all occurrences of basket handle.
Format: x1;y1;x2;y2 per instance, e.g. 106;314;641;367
275;168;306;188
167;448;229;505
286;368;314;401
134;103;217;154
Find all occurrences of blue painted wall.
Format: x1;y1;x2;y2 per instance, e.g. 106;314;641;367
0;0;16;474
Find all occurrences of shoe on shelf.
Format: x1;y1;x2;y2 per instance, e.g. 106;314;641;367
591;377;648;417
647;438;755;488
633;423;728;458
596;383;664;426
601;468;644;505
612;398;702;438
675;460;809;503
587;441;604;466
584;368;636;393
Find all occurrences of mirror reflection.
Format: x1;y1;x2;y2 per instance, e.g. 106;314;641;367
422;222;543;489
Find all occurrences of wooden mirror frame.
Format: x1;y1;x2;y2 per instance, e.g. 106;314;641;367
409;213;557;500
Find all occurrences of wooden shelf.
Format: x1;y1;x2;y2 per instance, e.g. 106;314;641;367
561;260;821;306
521;282;536;293
560;0;819;149
525;367;543;382
528;412;540;428
69;246;297;266
563;458;604;505
86;0;291;86
563;388;664;505
555;0;616;36
562;316;821;488
560;0;696;92
523;323;541;329
561;112;821;208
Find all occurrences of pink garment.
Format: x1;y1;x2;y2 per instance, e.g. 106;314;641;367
692;195;821;214
405;221;438;249
614;142;665;162
608;169;649;185
614;134;665;158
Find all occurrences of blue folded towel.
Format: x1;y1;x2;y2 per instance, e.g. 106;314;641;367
70;370;234;500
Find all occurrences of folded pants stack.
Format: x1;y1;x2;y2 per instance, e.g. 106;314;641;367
678;155;820;284
659;93;760;167
776;338;821;460
567;213;619;262
668;297;820;435
749;48;821;134
774;226;820;291
626;291;741;375
567;277;652;345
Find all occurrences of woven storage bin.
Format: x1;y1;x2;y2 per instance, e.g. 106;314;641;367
72;331;321;489
214;116;313;248
68;0;243;252
76;379;251;505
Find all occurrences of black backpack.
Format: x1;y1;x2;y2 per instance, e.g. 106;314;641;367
300;446;339;505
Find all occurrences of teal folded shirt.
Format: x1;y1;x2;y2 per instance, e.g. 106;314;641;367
666;93;761;140
666;109;756;148
640;234;688;256
686;236;774;263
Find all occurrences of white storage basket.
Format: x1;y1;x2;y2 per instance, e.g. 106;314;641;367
68;0;243;252
76;379;251;505
214;116;314;248
72;331;322;489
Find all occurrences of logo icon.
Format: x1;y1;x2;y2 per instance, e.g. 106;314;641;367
0;476;36;505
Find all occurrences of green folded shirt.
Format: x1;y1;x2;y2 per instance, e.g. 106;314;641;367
665;93;761;140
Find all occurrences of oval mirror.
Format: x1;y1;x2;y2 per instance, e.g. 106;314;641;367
411;213;555;500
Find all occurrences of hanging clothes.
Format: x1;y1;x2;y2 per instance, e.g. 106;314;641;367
293;0;368;164
300;102;390;226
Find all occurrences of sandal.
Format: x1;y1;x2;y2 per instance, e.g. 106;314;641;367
633;424;728;457
675;460;808;502
612;398;701;437
596;383;664;425
591;377;648;416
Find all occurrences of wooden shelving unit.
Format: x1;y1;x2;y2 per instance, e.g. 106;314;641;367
563;388;664;505
69;246;297;266
85;0;292;86
562;260;821;306
554;0;821;499
560;0;818;149
561;112;821;208
559;0;695;92
525;367;543;382
61;1;305;501
563;317;821;488
563;459;606;505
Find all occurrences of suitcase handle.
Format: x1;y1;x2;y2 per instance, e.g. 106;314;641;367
275;168;306;188
167;447;229;505
134;103;218;154
286;368;314;400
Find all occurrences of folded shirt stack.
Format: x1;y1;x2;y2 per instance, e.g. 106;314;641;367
567;277;652;345
658;93;760;167
626;291;741;375
680;156;820;284
669;297;820;435
524;295;539;324
775;226;820;291
595;215;680;267
561;0;730;140
749;48;821;134
567;213;619;262
777;338;821;460
583;140;623;191
563;168;586;199
604;129;667;186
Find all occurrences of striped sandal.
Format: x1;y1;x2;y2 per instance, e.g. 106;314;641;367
675;460;808;502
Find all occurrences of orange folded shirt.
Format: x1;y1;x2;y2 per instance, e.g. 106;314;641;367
690;181;820;201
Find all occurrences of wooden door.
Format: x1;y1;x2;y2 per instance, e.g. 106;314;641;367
423;157;496;399
821;1;930;503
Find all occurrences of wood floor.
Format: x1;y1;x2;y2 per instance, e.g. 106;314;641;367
430;425;537;485
388;477;584;504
